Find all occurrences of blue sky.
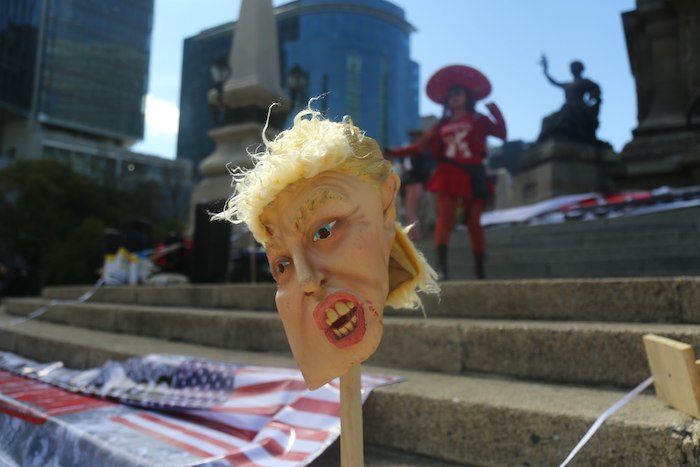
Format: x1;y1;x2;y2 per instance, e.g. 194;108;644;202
133;0;638;159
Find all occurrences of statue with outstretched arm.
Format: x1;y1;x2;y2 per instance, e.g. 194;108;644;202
538;54;602;143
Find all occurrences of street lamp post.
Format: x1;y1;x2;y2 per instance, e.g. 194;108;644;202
286;64;309;112
210;57;230;123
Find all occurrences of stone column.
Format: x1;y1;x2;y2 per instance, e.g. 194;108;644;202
619;0;700;189
187;0;289;234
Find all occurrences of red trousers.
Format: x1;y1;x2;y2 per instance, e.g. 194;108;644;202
434;194;485;254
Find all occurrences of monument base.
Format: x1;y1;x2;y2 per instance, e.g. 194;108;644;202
185;175;233;237
511;139;620;206
185;121;269;235
199;121;267;177
618;127;700;190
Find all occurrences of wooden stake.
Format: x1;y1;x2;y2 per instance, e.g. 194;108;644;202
339;363;364;466
643;334;700;418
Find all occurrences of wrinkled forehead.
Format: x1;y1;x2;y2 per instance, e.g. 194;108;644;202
259;178;350;250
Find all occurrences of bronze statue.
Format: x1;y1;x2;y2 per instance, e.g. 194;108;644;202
538;54;602;144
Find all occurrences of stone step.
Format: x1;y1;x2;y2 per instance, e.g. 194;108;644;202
484;220;699;244
40;283;278;310
484;207;700;239
487;237;700;254
0;314;695;466
423;238;700;279
8;298;700;387
486;223;698;244
36;277;700;323
434;235;700;264
408;207;700;279
483;257;700;280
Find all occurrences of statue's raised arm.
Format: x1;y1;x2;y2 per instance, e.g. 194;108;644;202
540;53;565;88
537;57;604;144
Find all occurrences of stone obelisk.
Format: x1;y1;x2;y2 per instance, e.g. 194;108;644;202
187;0;289;234
619;0;700;189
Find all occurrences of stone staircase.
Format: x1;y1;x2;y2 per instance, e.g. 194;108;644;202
419;206;700;280
3;278;700;466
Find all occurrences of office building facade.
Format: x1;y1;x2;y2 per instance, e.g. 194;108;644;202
0;0;190;220
178;0;420;181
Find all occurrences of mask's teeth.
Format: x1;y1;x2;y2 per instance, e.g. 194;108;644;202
325;300;359;338
325;308;339;325
335;302;350;316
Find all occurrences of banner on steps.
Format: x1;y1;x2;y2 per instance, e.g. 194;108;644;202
481;185;700;227
0;352;400;466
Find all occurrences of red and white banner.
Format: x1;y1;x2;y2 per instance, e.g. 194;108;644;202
0;352;400;466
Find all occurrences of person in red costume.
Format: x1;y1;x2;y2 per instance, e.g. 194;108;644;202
389;65;507;279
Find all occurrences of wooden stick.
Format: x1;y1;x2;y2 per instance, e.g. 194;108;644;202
339;363;364;466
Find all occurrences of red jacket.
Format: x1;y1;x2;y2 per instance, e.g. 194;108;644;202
389;103;507;164
390;103;506;197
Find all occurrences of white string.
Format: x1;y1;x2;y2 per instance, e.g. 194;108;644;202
0;278;104;327
559;375;654;467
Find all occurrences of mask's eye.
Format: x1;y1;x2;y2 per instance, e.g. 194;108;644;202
313;220;337;242
275;260;291;276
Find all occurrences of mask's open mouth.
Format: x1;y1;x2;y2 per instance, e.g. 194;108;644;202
325;301;359;338
314;294;366;348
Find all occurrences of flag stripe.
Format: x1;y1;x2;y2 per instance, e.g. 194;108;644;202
256;436;310;461
222;445;301;467
0;404;47;424
214;403;286;415
128;413;301;467
19;392;85;405
232;379;308;397
0;371;112;416
46;401;112;416
218;390;306;409
127;414;241;457
299;386;340;402
265;420;335;442
134;414;318;465
254;426;324;453
237;367;301;378
112;415;215;459
276;410;340;430
138;412;251;453
2;385;47;396
290;397;339;416
0;399;47;425
171;411;258;441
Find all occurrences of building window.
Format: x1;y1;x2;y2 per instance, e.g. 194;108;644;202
378;55;388;147
345;50;361;122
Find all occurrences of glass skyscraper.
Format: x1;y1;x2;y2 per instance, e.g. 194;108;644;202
0;0;190;221
1;0;152;144
178;0;420;181
39;0;152;143
0;0;40;117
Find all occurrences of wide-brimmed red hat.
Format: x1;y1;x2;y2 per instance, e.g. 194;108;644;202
426;65;492;104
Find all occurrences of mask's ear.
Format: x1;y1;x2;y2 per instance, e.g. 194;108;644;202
381;172;400;226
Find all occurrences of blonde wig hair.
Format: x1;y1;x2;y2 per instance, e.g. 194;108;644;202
214;107;439;310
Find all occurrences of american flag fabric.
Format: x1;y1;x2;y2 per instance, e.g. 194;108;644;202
0;352;401;466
